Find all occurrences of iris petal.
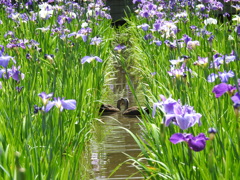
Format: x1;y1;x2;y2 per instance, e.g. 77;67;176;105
170;133;187;144
45;101;55;112
61;99;76;110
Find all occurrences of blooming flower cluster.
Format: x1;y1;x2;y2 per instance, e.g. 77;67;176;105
0;45;24;86
168;57;191;79
153;95;208;151
209;51;236;69
212;79;240;111
207;70;235;83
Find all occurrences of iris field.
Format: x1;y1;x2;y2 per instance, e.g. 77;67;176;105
0;0;239;179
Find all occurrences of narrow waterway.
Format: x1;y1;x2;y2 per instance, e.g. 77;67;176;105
91;113;143;180
90;66;144;179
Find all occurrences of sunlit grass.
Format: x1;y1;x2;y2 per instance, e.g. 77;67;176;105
116;0;240;179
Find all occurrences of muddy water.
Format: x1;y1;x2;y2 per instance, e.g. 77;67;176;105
91;66;144;179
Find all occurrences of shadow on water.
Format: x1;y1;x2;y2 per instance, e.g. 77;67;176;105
90;66;144;179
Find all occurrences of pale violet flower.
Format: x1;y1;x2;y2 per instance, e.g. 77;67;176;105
218;70;235;83
207;70;234;83
137;23;150;31
187;40;200;49
207;73;219;82
152;95;202;130
193;57;208;66
169;57;185;65
38;92;53;105
81;56;103;64
0;45;16;68
45;97;76;112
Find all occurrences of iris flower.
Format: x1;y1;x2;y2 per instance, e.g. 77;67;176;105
0;66;24;81
45;97;76;112
90;37;102;45
193;56;208;66
0;45;15;68
187;40;200;49
81;56;103;64
114;44;126;52
212;83;236;98
38;92;53;105
207;70;235;83
167;63;191;78
170;133;209;152
231;92;240;109
210;54;236;69
165;104;202;130
152;95;202;130
137;23;150;31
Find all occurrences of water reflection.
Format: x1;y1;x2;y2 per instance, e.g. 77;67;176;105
91;113;143;180
90;64;144;179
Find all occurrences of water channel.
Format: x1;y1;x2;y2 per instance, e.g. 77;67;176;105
90;66;144;180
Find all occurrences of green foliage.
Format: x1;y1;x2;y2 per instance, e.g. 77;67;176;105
0;1;115;179
116;3;240;179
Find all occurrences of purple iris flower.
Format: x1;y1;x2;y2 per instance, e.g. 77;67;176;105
182;34;192;44
152;95;202;130
0;66;24;81
57;15;72;25
152;95;178;117
45;97;76;112
114;44;126;52
236;25;240;36
207;73;218;82
212;83;236;98
81;56;103;64
151;40;162;46
4;31;15;38
151;22;162;32
164;40;178;49
231;92;240;109
6;43;26;49
165;104;202;130
168;68;185;78
168;63;190;78
218;70;235;83
210;55;236;69
0;55;15;68
0;45;15;68
38;92;53;105
170;133;209;152
137;23;150;31
90;36;102;45
133;0;143;4
208;35;215;42
77;27;92;42
10;66;25;81
193;56;208;66
187;40;200;50
144;33;153;40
